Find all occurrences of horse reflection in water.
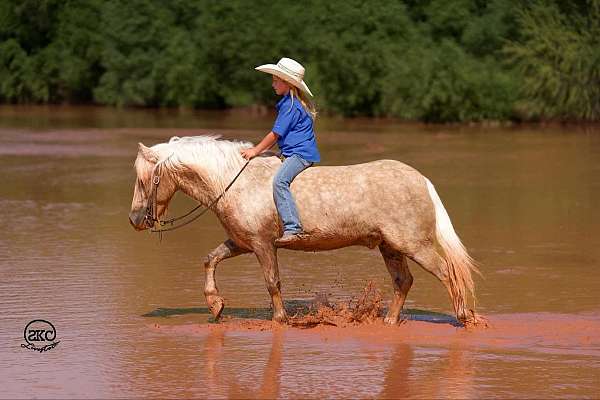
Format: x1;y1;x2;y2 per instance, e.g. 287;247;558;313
201;328;474;398
379;343;475;399
129;136;482;325
203;329;283;399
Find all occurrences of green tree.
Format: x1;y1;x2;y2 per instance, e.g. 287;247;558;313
0;0;597;121
307;0;414;116
380;0;518;121
505;0;600;120
0;0;62;102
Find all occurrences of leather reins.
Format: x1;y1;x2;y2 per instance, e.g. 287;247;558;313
144;158;251;238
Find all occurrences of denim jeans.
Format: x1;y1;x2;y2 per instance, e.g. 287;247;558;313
273;154;313;234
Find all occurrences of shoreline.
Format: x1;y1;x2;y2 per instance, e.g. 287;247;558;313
1;104;599;128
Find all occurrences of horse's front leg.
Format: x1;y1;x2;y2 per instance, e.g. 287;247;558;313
204;239;250;319
254;245;287;323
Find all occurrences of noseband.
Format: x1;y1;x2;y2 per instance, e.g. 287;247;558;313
144;158;251;236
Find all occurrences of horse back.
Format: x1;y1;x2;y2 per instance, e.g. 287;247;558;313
288;159;436;248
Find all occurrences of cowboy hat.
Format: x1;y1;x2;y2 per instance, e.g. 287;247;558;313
255;57;314;97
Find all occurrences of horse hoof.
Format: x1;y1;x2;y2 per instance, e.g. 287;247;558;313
459;310;488;328
272;312;288;324
207;296;225;320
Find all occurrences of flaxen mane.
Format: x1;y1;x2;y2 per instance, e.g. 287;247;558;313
157;136;274;192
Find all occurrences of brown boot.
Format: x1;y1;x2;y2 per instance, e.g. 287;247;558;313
274;231;309;247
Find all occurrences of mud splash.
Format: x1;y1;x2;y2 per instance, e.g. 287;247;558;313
289;281;385;328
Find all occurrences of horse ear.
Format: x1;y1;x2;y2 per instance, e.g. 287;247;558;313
138;142;158;163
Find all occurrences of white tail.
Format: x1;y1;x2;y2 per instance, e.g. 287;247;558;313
425;178;480;317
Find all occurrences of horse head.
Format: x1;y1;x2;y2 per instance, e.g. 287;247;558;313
129;142;177;230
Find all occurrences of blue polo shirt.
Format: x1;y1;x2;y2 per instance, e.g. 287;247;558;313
272;93;320;162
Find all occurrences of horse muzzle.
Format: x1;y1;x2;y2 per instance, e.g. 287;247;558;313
128;210;149;231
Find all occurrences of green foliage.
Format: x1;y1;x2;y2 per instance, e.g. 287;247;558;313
306;1;414;116
93;0;172;106
383;39;518;122
380;0;520;121
504;0;600;120
0;0;597;121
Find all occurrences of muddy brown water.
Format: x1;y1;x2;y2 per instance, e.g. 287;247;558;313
1;105;599;398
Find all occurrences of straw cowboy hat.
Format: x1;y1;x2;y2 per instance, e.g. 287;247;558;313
255;57;314;97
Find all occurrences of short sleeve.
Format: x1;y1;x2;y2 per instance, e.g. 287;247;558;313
272;108;298;139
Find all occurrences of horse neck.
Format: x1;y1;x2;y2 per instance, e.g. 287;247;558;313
176;157;248;207
176;156;277;219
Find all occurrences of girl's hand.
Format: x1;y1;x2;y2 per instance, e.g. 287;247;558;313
240;147;258;160
241;132;277;160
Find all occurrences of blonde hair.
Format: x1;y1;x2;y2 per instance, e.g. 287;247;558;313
289;86;317;120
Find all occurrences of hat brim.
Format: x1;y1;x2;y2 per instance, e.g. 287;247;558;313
255;64;314;97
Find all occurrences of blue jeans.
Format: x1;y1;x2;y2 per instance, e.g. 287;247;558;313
273;154;313;234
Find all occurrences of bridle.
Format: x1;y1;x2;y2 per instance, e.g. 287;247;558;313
144;158;251;236
143;160;165;231
144;157;251;238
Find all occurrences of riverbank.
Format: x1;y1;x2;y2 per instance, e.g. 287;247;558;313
1;104;599;133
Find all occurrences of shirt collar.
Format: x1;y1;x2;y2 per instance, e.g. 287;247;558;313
276;93;291;111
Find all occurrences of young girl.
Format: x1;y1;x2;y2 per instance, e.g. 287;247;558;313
240;57;320;247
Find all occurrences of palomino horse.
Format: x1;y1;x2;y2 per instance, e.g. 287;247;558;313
129;136;481;325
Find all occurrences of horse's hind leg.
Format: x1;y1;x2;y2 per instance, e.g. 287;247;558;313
409;245;469;324
379;243;413;325
254;244;287;323
204;239;250;319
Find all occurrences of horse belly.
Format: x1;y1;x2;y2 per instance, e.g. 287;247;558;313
294;190;384;250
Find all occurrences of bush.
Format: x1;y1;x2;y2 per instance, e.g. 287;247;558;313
0;0;597;121
504;0;600;121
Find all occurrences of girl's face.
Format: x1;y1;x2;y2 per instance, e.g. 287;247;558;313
272;75;291;96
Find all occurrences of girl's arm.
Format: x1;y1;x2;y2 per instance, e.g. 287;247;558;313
240;131;278;160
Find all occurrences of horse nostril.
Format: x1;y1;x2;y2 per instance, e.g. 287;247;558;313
129;212;146;230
